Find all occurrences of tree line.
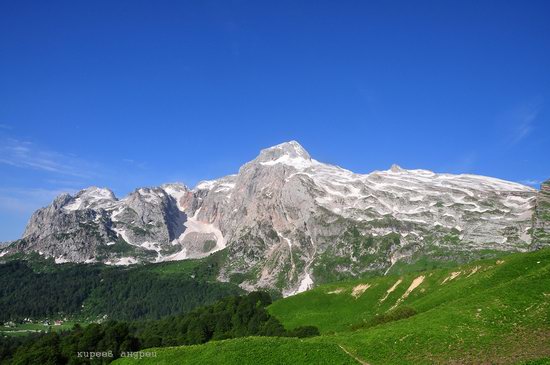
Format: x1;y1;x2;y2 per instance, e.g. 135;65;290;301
0;292;319;364
0;258;241;322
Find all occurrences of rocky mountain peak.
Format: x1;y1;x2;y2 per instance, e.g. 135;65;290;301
255;141;311;163
57;187;117;212
52;193;72;209
389;164;405;173
161;182;189;192
77;186;116;200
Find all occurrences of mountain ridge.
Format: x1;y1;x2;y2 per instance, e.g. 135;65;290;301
0;141;547;295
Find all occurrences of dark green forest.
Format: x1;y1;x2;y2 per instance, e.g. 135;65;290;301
0;292;319;365
0;261;102;321
0;254;242;322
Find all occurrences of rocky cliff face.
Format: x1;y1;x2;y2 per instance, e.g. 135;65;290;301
531;180;550;249
1;141;543;294
14;185;191;264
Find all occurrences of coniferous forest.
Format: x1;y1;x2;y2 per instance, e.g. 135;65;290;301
0;292;319;364
0;255;318;364
0;254;242;322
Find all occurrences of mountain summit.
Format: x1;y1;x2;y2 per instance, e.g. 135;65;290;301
258;140;311;160
1;141;547;295
390;164;405;173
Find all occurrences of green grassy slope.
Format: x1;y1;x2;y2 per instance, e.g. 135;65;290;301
268;250;545;333
113;337;359;365
114;248;550;364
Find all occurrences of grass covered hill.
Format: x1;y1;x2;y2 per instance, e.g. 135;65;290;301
114;337;359;365
115;248;550;364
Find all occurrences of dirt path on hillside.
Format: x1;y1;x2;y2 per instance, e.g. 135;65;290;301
338;344;370;365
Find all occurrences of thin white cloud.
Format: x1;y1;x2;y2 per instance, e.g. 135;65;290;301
451;151;477;173
0;124;12;130
0;138;100;178
505;100;542;145
122;158;148;169
44;178;86;187
0;187;72;214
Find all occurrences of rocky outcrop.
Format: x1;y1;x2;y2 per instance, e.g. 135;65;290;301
16;190;115;262
531;180;550;249
2;141;543;294
9;185;193;264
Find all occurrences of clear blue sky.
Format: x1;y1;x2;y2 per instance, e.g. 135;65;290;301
0;0;549;241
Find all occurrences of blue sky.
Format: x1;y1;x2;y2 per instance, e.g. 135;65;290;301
0;0;549;241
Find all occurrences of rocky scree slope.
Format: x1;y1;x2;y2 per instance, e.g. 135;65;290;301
1;141;546;295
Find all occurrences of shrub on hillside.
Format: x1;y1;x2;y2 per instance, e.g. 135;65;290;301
287;326;320;338
351;306;417;331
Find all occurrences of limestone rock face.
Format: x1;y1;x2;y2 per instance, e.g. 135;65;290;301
178;142;537;294
2;141;543;294
14;185;191;264
531;180;550;249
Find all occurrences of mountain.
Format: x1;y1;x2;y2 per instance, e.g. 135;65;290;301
1;141;547;295
7;184;189;264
